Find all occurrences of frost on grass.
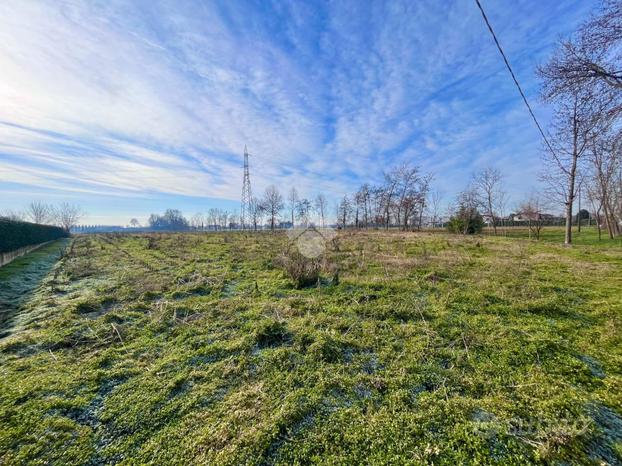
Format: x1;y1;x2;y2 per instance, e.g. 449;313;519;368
0;230;621;465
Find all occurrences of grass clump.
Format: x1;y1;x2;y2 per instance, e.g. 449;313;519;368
307;333;345;363
277;249;322;288
254;319;291;348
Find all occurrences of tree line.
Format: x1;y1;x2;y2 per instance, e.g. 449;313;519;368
1;201;83;232
140;158;565;236
145;208;244;231
334;163;432;230
197;162;434;232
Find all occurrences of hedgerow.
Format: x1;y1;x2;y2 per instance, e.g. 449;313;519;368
0;218;68;253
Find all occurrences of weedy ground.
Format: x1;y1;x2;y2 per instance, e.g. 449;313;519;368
0;229;620;465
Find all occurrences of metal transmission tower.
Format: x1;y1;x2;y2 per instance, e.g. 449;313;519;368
240;145;253;229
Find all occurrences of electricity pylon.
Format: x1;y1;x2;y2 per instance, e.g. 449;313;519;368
240;145;253;229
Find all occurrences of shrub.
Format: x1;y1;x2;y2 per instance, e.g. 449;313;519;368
447;207;484;235
277;250;322;288
0;218;69;253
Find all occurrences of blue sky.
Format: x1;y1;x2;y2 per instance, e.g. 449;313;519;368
0;0;598;224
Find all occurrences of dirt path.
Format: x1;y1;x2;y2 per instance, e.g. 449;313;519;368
0;239;69;338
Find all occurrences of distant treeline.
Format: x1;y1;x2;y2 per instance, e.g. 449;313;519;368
0;218;69;253
73;225;126;233
148;209;190;231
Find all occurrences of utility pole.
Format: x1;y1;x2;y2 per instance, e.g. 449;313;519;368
241;145;253;230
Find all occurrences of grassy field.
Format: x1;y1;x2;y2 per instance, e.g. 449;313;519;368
490;226;622;247
0;228;620;465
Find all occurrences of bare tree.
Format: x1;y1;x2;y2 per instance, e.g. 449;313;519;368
219;210;230;230
519;194;548;240
288;187;298;227
539;0;622;243
539;1;622;100
473;167;504;235
589;133;621;238
496;190;509;232
129;218;140;228
427;190;443;229
250;198;264;231
416;174;432;230
54;203;83;232
315;193;328;227
337;195;352;229
391;164;419;229
586;181;605;240
370;186;385;227
381;169;400;229
191;212;205;231
229;210;238;230
261;185;284;231
390;164;431;231
539;88;606;244
27;201;52;224
296;198;312;227
1;209;26;221
351;184;372;229
207;208;219;230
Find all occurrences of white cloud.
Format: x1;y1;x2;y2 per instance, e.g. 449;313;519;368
0;0;598;214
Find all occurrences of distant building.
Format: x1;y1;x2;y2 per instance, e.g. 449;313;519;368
482;214;495;225
510;212;563;224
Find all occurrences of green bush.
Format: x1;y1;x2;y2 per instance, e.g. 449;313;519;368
0;218;68;253
447;207;484;235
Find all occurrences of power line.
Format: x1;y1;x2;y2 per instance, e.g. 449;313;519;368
474;0;556;156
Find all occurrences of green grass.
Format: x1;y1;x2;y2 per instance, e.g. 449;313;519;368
0;231;620;465
0;239;69;335
487;225;622;247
